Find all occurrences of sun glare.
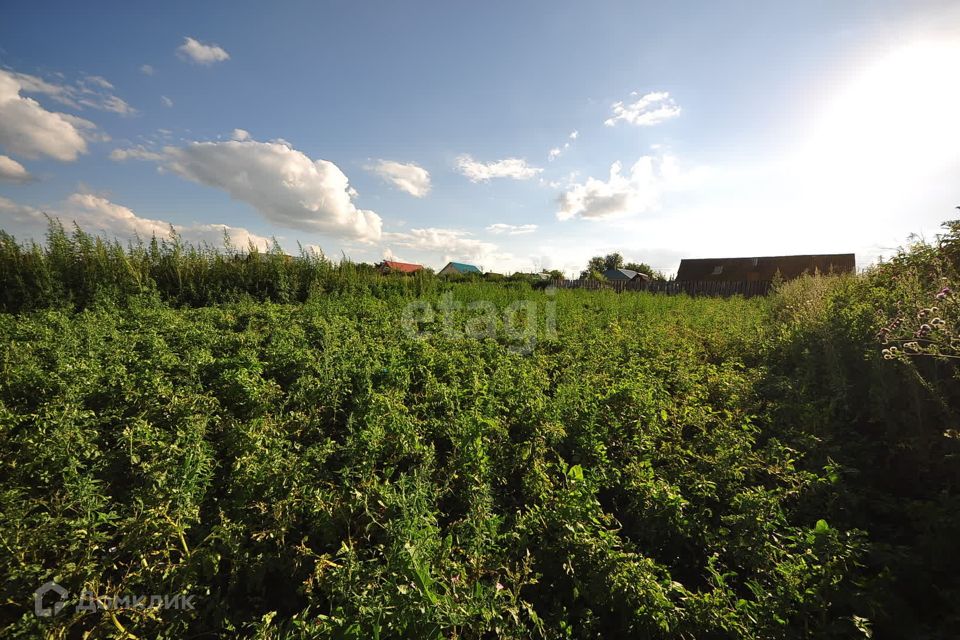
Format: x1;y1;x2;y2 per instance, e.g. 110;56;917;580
808;40;960;187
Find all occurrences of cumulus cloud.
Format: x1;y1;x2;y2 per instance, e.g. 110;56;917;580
557;155;693;220
569;130;579;140
0;195;45;229
455;155;542;182
109;145;165;162
367;159;431;197
383;246;402;261
0;70;94;161
230;128;250;141
161;95;174;108
177;37;230;65
605;91;681;127
0;192;271;249
384;227;505;264
0;155;32;183
163;137;382;241
65;193;271;247
486;223;537;235
140;64;155;76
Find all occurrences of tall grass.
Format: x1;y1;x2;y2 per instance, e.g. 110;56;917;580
0;220;439;312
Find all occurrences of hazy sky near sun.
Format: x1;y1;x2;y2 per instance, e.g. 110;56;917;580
1;0;959;276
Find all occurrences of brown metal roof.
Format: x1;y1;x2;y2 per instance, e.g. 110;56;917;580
676;254;855;282
380;260;424;273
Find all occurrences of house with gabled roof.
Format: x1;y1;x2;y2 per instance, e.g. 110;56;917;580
438;261;481;276
602;268;650;282
676;254;855;282
378;260;424;274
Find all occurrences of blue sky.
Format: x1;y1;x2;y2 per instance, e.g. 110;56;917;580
1;0;959;275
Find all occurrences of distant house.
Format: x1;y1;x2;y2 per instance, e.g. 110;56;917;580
438;262;481;276
378;260;424;274
602;268;650;282
676;254;855;282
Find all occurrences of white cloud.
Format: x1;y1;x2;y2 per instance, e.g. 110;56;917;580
140;64;155;76
83;75;113;90
543;170;581;190
557;155;697;220
0;70;94;161
66;192;178;238
163;137;382;241
486;223;537;235
548;130;580;161
177;37;230;65
230;128;249;141
384;227;506;265
0;155;32;183
161;95;174;108
98;95;136;115
109;145;165;162
65;193;272;247
0;192;271;249
10;73;69;100
455;155;542;182
0;195;45;229
367;159;431;197
605;91;681;127
8;69;135;116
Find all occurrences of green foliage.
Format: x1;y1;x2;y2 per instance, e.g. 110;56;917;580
1;220;958;637
0;220;441;312
0;281;867;638
761;225;960;637
624;262;667;282
579;255;666;281
580;254;622;279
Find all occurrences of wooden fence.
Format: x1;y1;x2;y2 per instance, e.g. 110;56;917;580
550;278;772;297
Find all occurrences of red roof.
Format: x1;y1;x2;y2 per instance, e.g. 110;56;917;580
381;260;423;273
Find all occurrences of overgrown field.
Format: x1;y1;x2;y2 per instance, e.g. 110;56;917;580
1;224;959;638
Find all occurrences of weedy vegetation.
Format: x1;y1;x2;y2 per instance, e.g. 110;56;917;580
1;220;959;638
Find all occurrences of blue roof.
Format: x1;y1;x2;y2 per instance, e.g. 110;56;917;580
447;262;481;274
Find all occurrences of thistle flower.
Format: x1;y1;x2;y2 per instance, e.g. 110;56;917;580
936;286;952;300
931;317;946;329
